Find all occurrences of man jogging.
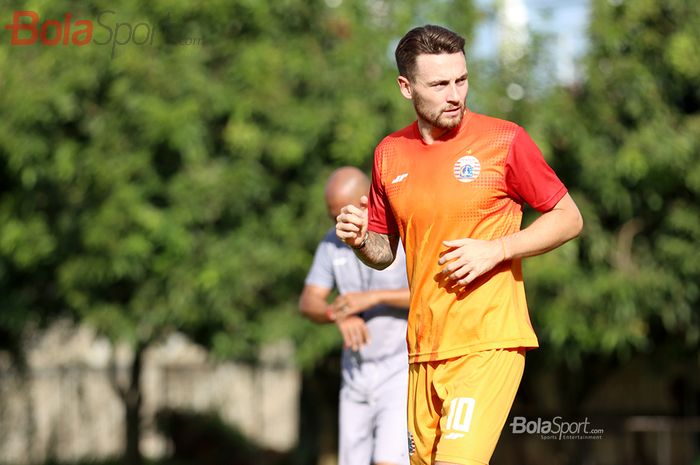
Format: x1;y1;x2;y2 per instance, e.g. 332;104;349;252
336;25;583;465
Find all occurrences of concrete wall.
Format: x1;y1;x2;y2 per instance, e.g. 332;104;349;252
0;321;300;464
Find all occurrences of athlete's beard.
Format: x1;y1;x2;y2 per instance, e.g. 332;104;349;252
413;93;465;131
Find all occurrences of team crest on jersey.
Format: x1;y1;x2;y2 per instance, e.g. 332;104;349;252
453;155;481;183
407;431;416;456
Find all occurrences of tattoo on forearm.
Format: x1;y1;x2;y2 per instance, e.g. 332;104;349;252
354;232;397;270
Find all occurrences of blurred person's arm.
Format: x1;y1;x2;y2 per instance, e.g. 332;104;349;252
331;288;410;319
299;284;335;323
299;284;370;350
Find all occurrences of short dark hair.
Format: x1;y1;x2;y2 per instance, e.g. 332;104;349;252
395;25;466;80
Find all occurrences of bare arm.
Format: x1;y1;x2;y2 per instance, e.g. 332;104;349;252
502;192;583;260
331;287;410;319
369;288;411;309
299;284;371;350
298;284;334;323
439;193;583;285
354;231;400;270
335;195;399;269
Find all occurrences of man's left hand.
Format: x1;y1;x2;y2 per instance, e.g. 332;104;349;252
438;238;504;285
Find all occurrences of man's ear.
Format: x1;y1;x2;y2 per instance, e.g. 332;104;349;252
397;75;413;100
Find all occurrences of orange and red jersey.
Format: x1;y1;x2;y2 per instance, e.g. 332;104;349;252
368;109;567;363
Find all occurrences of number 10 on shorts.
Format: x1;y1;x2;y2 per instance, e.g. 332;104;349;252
445;397;476;432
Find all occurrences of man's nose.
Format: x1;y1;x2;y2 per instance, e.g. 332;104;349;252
447;83;460;102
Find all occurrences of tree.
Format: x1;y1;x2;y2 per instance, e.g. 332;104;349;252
0;0;479;463
461;3;699;462
522;0;700;363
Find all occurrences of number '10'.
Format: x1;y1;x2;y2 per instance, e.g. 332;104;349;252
445;397;476;432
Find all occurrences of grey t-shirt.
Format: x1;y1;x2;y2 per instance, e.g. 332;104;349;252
305;229;409;384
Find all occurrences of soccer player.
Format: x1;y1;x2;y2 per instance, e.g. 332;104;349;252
300;166;411;465
335;25;583;465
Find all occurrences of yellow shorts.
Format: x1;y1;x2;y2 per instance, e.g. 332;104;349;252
407;348;525;465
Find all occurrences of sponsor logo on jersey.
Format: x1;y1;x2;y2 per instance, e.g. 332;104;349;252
443;432;465;440
392;173;409;184
453;155;480;183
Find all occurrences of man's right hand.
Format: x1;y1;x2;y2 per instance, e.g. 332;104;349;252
335;195;369;248
336;315;370;352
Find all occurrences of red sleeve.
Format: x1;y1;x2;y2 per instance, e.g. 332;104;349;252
505;127;567;212
368;145;399;235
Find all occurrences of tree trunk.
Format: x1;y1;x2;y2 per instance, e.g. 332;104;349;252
123;342;146;465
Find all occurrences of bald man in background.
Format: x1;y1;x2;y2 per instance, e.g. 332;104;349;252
299;167;411;465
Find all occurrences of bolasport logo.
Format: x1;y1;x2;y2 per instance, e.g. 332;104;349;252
509;416;605;441
1;10;202;58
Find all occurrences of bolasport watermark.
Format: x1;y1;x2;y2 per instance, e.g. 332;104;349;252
509;416;605;441
1;10;203;58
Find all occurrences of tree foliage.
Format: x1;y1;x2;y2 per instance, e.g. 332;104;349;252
0;0;479;366
1;0;696;394
519;0;700;363
2;1;699;463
